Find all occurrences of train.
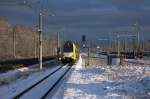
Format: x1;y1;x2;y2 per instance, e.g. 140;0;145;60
61;41;79;64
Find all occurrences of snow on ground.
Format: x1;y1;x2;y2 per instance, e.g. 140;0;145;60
1;54;149;99
75;54;83;69
143;56;150;60
0;60;61;98
63;65;150;99
52;55;150;99
0;60;55;86
124;57;150;65
90;53;107;59
0;65;61;99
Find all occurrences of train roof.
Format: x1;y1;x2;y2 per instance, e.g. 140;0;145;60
64;40;78;47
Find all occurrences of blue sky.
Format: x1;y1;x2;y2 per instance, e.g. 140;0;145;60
0;0;150;43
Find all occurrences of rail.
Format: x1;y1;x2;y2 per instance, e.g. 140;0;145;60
12;64;72;99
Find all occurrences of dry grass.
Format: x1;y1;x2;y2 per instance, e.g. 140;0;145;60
0;64;24;73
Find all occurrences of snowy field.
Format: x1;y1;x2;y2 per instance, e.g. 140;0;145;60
0;60;61;98
125;58;150;65
0;54;149;99
53;55;150;99
62;66;150;99
0;60;56;86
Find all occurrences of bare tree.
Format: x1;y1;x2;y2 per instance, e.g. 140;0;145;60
0;17;13;61
0;17;57;60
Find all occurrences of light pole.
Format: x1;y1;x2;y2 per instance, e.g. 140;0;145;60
117;34;137;64
83;41;90;66
37;11;55;70
98;38;111;65
96;45;100;53
125;35;137;58
134;22;140;58
38;12;43;70
57;32;61;60
117;35;120;57
87;42;90;66
13;26;16;58
98;39;110;52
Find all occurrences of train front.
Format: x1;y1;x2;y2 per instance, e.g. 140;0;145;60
62;41;76;63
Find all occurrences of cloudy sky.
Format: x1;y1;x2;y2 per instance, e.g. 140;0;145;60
0;0;150;43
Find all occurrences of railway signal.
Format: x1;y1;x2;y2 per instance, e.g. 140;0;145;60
82;35;86;42
82;35;86;47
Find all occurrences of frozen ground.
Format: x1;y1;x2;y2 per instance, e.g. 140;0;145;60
90;53;107;59
0;65;62;99
63;66;150;99
0;60;60;98
125;58;150;65
53;55;150;99
0;60;56;86
0;54;150;99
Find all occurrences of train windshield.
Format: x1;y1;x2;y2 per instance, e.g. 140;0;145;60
63;42;73;52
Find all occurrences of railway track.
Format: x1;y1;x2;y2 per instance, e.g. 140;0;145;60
10;64;72;99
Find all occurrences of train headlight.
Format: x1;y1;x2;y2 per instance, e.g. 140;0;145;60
59;57;61;60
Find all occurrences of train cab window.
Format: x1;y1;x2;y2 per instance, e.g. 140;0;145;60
64;42;73;52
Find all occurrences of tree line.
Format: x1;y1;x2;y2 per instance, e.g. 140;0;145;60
0;16;57;61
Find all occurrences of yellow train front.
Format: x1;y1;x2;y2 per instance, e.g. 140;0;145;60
62;41;78;64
